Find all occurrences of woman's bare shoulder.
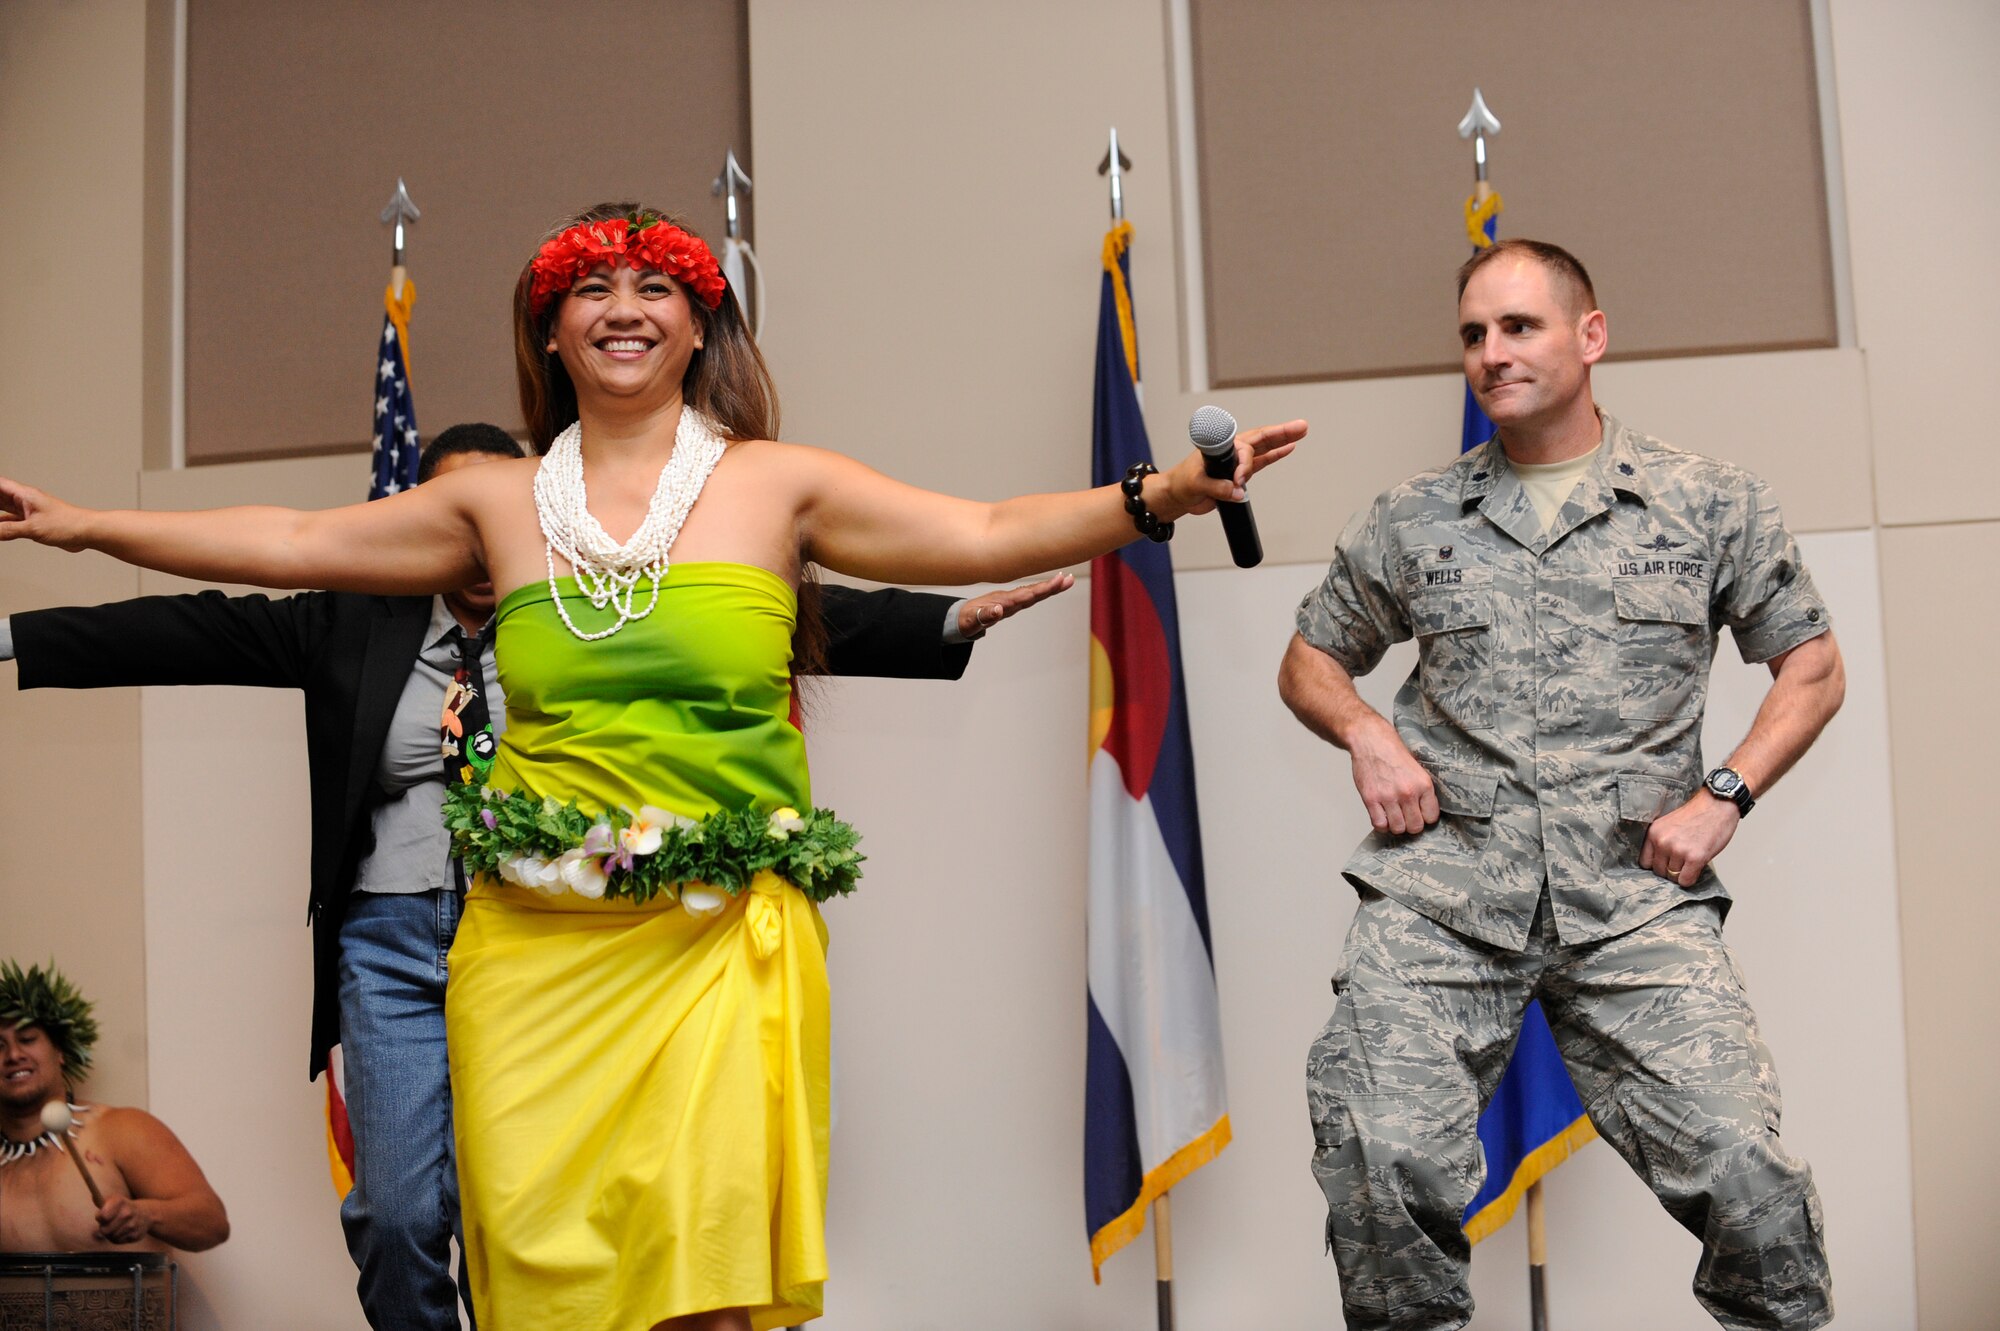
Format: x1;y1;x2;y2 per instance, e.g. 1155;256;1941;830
725;437;820;458
723;438;873;477
421;453;539;508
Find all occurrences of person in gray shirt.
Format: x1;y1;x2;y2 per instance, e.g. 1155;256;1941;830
0;423;1068;1331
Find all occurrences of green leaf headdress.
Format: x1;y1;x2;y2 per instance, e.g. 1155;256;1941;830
0;960;99;1081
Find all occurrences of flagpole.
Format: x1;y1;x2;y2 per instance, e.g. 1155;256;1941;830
1455;90;1502;456
1457;87;1501;246
379;177;420;301
1097;126;1132;225
1526;1180;1549;1331
711;149;764;336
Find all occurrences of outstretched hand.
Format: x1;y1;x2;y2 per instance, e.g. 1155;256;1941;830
0;477;90;551
1164;419;1307;517
958;572;1074;638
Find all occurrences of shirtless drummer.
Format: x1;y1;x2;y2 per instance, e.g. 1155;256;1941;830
0;960;228;1254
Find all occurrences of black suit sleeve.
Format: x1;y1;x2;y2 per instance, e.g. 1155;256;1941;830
12;591;332;691
818;585;973;681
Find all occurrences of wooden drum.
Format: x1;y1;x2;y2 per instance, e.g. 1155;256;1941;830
0;1253;177;1331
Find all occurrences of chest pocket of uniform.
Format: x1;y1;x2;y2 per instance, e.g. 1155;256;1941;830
1614;579;1710;721
1410;586;1495;731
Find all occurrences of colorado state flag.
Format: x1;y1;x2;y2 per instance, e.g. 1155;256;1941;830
1083;221;1231;1277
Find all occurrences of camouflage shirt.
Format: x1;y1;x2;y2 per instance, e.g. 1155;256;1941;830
1295;411;1830;950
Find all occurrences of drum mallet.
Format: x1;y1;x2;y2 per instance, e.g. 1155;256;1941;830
40;1101;106;1208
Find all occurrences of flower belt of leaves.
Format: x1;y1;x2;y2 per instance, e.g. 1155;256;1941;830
444;783;863;906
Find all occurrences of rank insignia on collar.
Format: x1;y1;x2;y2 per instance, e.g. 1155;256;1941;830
1618;462;1636;476
1637;532;1685;551
1471;471;1488;482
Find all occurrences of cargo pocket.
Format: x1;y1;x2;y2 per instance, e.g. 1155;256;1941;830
1620;1084;1830;1311
1619;1085;1752;1216
1614;578;1708;721
1429;768;1501;859
1306;1004;1354;1254
1329;1089;1483;1311
1614;772;1684;869
1411;586;1495;731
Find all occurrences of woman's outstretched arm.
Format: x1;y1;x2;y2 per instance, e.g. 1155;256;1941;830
798;420;1305;585
0;464;495;595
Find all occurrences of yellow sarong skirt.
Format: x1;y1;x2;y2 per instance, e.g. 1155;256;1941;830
447;871;831;1330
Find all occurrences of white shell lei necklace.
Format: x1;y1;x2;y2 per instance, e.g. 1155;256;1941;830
0;1103;87;1165
533;410;727;641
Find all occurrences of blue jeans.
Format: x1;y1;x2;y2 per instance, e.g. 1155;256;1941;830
337;890;474;1331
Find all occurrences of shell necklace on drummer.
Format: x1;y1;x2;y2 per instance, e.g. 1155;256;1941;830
0;1104;87;1165
532;408;727;642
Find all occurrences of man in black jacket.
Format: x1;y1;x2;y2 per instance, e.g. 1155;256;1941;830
0;423;1068;1331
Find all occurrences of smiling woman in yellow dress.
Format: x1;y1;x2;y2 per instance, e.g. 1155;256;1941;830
0;202;1303;1331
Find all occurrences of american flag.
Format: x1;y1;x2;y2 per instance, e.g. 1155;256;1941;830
369;283;420;498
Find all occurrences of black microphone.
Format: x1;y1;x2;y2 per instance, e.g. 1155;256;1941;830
1188;405;1263;568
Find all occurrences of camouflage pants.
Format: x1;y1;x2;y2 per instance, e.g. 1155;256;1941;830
1306;890;1832;1331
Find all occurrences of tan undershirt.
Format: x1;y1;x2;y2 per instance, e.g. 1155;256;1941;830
1511;445;1602;534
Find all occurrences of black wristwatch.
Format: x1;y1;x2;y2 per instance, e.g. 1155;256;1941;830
1702;766;1755;817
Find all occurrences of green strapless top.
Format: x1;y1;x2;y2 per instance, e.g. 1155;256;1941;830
489;564;808;820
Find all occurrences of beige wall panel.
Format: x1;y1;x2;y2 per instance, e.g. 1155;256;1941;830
141;0;178;472
748;1;1868;584
1189;0;1834;386
0;0;153;1111
182;0;749;463
125;460;383;1328
1590;347;1875;534
141;682;357;1329
1879;520;2000;1330
1830;0;2000;526
749;0;1176;504
140;452;367;518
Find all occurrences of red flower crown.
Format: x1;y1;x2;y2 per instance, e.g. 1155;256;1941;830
527;212;727;317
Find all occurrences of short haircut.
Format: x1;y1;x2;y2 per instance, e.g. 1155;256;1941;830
417;423;525;483
1456;239;1598;318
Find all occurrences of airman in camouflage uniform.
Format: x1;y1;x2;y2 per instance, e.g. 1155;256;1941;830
1281;240;1843;1330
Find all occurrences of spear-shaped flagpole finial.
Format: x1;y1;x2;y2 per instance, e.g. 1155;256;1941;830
712;149;753;241
1456;88;1501;184
379;178;421;269
1097;127;1133;223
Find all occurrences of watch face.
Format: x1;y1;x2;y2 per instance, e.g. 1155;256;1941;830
1707;769;1743;798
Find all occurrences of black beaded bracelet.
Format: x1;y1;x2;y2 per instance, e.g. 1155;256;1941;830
1120;460;1174;543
